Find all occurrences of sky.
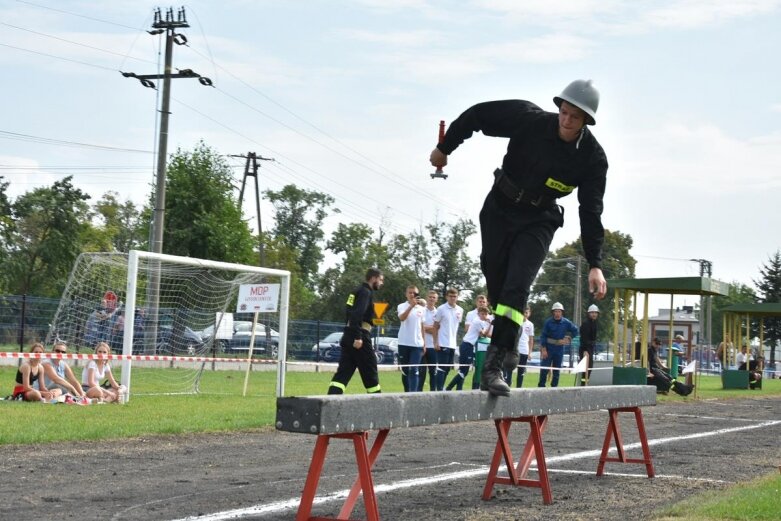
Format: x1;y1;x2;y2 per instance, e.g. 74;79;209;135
2;0;781;312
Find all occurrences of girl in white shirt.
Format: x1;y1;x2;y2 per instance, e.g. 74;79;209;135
82;342;120;402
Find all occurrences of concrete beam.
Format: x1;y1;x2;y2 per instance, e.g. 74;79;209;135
276;386;656;435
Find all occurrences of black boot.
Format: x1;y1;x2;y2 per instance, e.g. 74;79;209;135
481;344;511;396
672;380;693;396
503;350;520;379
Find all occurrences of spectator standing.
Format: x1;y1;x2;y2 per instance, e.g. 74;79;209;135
464;294;488;332
538;302;579;388
447;306;490;390
419;290;439;391
429;80;609;396
327;268;384;395
578;304;600;385
433;288;464;391
512;306;535;387
397;285;426;392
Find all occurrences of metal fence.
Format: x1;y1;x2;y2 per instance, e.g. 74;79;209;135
1;295;401;361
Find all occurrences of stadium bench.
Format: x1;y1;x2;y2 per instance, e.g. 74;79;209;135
276;386;656;521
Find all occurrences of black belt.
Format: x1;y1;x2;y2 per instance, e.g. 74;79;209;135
493;168;554;208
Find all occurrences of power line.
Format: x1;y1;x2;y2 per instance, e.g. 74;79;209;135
0;42;119;71
15;0;142;30
1;22;158;65
0;130;154;154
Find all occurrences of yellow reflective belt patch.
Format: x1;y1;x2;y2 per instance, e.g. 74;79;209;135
495;303;524;326
366;384;381;393
545;177;575;193
346;294;355;306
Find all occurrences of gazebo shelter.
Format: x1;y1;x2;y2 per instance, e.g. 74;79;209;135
721;303;781;389
605;277;730;390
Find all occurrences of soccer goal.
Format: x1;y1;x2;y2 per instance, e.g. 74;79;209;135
46;250;290;398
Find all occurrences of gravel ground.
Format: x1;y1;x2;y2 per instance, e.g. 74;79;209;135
1;395;779;521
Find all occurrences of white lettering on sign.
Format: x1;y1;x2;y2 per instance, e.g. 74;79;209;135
237;284;280;313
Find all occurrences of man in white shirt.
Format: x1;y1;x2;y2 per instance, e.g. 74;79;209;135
464;294;488;332
419;290;439;391
433;288;464;391
397;285;426;392
448;306;490;390
510;306;534;387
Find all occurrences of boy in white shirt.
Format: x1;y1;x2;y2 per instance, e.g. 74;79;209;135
510;306;534;387
419;290;439;391
433;288;464;391
447;306;490;390
396;285;426;392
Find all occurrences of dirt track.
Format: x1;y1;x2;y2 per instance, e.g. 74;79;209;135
1;395;780;521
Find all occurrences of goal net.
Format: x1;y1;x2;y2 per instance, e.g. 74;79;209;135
46;250;290;397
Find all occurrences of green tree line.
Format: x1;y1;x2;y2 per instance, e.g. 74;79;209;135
1;142;779;356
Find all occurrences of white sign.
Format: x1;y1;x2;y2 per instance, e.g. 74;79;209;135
237;283;280;313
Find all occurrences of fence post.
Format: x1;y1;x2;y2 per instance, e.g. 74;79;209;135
315;320;321;372
18;294;27;352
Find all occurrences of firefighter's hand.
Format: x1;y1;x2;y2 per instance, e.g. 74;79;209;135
563;335;572;345
589;267;607;300
430;148;447;168
541;348;548;360
353;339;363;349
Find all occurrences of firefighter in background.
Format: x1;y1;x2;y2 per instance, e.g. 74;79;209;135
429;79;609;396
539;302;579;388
328;268;384;395
579;304;600;385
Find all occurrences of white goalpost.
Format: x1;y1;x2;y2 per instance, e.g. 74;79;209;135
46;250;291;399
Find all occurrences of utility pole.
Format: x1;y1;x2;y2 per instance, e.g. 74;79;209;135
691;258;714;361
231;152;274;267
121;7;212;354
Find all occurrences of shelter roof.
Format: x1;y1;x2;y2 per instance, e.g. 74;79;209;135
607;277;730;296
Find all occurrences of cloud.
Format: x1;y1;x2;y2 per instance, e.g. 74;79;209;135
338;28;447;47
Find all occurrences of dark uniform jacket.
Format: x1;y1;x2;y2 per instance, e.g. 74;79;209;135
437;100;608;269
342;282;374;346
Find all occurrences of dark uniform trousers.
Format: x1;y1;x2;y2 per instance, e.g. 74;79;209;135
480;187;563;347
328;329;380;394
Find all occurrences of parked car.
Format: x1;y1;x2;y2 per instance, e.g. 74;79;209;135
311;332;396;364
199;321;279;357
375;337;399;365
311;331;344;360
152;324;205;355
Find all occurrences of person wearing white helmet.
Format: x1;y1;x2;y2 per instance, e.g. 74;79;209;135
429;80;608;396
578;304;601;386
538;302;579;388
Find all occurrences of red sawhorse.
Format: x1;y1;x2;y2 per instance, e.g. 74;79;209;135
295;429;389;521
482;406;654;505
294;407;654;519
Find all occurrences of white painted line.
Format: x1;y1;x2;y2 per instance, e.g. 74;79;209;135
170;419;781;521
656;413;762;422
543;468;731;484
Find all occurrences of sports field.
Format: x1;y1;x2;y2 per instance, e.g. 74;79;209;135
1;367;780;520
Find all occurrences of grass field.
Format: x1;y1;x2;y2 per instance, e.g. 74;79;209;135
654;473;781;521
2;364;779;445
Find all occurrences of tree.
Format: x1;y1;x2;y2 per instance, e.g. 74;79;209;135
755;251;781;365
140;142;256;264
265;185;336;290
531;229;636;342
711;282;756;344
2;177;90;296
258;235;316;319
94;191;142;252
426;218;481;297
0;177;13;292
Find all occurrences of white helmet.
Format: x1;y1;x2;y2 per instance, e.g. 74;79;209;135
551;302;564;311
588;304;600;313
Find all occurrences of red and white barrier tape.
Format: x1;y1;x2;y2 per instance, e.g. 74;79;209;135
0;351;275;364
